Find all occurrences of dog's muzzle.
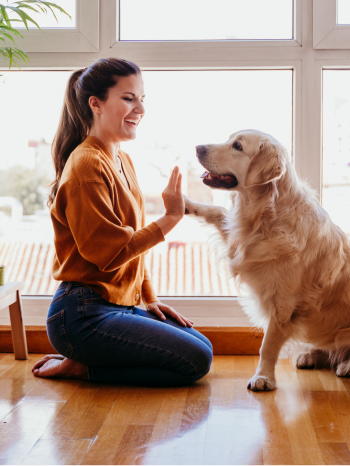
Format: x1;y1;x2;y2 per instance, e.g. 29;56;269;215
196;145;238;189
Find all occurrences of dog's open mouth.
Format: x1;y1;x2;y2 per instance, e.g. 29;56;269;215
200;171;238;189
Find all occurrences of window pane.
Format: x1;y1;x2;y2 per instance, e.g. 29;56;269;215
119;0;293;41
323;70;350;236
337;0;350;24
0;72;70;295
0;70;292;296
15;0;76;29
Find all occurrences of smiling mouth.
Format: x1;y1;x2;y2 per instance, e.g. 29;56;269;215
200;171;238;189
124;118;139;126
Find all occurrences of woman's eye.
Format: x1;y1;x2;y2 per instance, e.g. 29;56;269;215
233;141;242;151
123;97;133;102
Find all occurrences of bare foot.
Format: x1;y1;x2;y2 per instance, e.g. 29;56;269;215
32;354;89;380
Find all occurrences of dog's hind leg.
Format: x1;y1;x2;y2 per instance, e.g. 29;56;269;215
336;359;350;377
296;349;330;370
183;195;228;242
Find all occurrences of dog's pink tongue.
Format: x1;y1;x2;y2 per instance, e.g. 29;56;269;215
200;171;209;179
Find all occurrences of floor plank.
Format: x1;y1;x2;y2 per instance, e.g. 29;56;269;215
2;354;350;465
21;439;91;465
40;382;120;440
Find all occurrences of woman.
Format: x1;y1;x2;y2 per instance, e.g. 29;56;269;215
32;58;213;386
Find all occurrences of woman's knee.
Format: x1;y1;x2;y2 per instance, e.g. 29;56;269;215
187;342;213;383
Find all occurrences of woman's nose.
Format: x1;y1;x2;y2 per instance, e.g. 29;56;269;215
135;101;145;114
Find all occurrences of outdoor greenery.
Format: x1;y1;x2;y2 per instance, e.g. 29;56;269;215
0;1;69;69
0;166;51;215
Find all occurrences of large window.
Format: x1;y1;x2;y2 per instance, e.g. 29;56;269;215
0;0;348;310
0;69;292;296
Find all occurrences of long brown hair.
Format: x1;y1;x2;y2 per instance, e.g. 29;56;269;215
48;58;141;207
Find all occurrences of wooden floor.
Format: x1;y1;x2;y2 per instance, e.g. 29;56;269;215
1;355;350;465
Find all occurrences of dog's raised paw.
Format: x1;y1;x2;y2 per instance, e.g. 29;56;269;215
247;375;276;392
296;352;315;369
336;361;350;377
183;195;198;216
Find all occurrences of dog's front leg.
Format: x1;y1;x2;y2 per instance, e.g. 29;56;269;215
184;195;228;242
248;318;290;391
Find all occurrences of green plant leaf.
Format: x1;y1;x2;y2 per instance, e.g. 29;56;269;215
0;46;29;68
14;5;42;15
6;6;41;30
12;1;71;24
0;5;12;27
0;30;16;44
13;47;29;61
0;22;24;38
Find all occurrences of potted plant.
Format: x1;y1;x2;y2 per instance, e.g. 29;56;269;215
0;1;70;69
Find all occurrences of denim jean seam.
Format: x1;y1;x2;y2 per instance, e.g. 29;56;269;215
51;288;82;305
59;311;74;358
84;320;198;379
46;309;64;324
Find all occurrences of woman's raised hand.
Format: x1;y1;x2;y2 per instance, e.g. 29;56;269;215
162;166;185;219
155;166;185;236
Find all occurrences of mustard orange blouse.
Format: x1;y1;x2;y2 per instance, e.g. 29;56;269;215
50;136;165;306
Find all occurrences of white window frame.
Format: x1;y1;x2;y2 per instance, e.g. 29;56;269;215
0;0;346;326
110;0;302;60
4;0;99;53
313;0;350;49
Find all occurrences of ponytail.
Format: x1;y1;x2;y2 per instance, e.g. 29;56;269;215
48;58;141;207
48;70;86;206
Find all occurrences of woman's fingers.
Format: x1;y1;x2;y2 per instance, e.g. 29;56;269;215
168;166;177;190
150;305;166;321
173;313;187;327
176;172;182;192
148;302;194;328
161;305;193;327
170;166;180;191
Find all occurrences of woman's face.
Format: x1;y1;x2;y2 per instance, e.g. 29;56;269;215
90;73;145;142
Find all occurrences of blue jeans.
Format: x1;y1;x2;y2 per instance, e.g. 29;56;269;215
46;282;213;387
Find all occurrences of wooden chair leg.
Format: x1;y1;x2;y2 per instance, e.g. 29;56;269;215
8;290;28;360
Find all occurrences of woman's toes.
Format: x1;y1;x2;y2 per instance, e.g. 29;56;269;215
33;359;64;378
32;354;65;372
32;357;88;380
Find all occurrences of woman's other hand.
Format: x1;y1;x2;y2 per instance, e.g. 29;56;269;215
146;301;194;327
155;166;185;236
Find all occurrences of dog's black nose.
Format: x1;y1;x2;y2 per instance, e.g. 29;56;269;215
196;145;207;158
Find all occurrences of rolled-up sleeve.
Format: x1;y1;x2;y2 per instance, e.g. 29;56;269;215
65;180;165;272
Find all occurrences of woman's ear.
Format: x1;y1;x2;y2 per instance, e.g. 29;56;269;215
245;140;287;188
89;96;103;115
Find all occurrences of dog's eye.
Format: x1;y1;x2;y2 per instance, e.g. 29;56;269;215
233;141;243;151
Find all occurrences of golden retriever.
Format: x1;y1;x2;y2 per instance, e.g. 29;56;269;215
184;129;350;391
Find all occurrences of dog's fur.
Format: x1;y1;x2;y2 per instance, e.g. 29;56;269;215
184;129;350;391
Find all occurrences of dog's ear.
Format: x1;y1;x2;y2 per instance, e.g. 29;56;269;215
245;139;287;188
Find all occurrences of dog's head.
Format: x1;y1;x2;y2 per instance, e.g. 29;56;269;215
197;129;288;191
